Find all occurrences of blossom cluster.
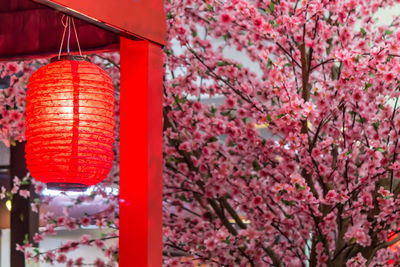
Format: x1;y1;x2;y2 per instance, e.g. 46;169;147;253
163;0;400;266
0;60;43;145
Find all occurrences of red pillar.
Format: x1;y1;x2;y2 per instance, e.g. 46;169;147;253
119;37;163;267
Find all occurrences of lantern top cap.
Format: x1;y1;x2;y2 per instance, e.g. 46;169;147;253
50;55;86;62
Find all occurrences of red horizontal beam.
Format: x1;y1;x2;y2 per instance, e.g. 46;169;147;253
0;0;120;61
34;0;166;46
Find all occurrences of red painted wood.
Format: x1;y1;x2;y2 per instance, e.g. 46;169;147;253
119;38;163;267
0;0;165;60
0;0;120;61
34;0;166;46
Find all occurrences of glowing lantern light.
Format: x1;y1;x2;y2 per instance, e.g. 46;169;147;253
25;57;115;190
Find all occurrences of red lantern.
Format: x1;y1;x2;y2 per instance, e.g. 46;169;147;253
25;57;115;190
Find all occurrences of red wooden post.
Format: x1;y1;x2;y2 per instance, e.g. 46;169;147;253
119;37;163;267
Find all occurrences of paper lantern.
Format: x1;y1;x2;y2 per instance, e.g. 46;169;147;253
25;57;115;190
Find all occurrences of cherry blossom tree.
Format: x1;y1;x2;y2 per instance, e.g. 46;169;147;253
4;0;400;266
163;0;400;266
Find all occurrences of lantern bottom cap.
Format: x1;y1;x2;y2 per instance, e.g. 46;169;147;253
46;182;88;192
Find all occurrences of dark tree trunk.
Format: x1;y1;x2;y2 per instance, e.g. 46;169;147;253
10;141;38;267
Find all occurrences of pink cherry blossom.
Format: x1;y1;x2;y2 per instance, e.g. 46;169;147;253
161;0;400;265
19;189;30;199
94;258;105;267
56;254;67;263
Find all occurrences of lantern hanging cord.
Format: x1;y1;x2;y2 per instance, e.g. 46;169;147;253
71;18;82;56
67;16;71;55
58;15;69;60
58;15;83;59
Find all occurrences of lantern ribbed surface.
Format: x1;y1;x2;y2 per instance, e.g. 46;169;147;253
26;59;115;189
